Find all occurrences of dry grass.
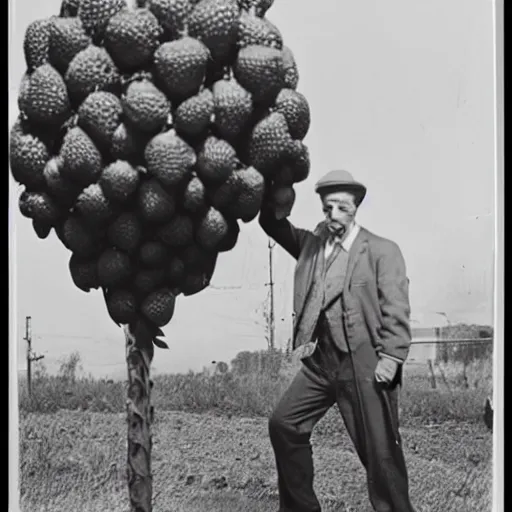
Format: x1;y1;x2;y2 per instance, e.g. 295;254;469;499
398;358;493;425
20;351;493;426
16;348;493;511
17;408;493;512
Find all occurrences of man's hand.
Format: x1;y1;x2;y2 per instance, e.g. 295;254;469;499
374;356;399;384
261;179;294;220
275;202;294;220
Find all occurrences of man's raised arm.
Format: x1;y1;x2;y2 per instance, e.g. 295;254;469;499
258;201;311;260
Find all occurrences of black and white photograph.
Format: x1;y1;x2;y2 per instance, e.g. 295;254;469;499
8;0;503;511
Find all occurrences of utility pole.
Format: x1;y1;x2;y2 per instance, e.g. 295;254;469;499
267;238;276;350
24;316;44;397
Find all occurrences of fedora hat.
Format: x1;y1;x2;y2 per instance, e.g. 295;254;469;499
314;169;367;205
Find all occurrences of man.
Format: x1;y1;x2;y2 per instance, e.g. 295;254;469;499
259;169;415;512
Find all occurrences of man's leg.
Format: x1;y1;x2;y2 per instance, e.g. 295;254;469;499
269;360;335;512
334;342;415;512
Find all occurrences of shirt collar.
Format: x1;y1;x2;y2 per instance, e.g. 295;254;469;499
342;223;360;252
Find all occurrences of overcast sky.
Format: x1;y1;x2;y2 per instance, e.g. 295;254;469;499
9;0;496;379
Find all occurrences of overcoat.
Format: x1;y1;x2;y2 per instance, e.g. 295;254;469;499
259;210;412;368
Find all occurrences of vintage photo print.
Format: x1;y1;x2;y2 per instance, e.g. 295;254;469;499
9;0;503;511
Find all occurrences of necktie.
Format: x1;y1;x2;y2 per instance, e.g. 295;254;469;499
325;237;342;268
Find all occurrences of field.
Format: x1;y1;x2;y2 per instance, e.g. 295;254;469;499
16;350;494;512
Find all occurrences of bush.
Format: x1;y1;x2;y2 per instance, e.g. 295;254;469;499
19;354;126;414
435;323;493;364
19;345;492;426
152;367;290;417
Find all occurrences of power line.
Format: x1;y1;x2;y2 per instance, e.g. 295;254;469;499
35;333;97;340
34;333;120;342
208;284;243;290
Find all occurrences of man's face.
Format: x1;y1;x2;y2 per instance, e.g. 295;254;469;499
321;190;357;236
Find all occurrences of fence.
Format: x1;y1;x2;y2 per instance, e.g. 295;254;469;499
407;337;493;364
403;337;493;391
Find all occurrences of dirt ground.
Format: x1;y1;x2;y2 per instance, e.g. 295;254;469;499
18;409;493;512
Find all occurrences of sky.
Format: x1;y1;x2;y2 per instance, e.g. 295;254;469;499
9;0;497;379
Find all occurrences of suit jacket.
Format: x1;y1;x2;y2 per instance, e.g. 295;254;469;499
259;209;412;363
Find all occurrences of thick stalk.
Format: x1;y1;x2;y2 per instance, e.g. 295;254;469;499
125;324;154;512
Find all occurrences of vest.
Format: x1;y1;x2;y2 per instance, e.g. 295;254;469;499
294;243;350;352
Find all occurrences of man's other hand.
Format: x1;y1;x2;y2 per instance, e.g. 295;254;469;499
374;356;399;384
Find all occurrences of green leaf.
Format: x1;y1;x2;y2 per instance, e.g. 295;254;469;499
153;337;169;349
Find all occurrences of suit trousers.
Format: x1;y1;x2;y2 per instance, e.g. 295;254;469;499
268;331;415;512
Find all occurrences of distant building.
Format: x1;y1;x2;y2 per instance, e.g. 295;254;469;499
202;360;228;376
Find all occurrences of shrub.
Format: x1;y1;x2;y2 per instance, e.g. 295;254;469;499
19;345;492;426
